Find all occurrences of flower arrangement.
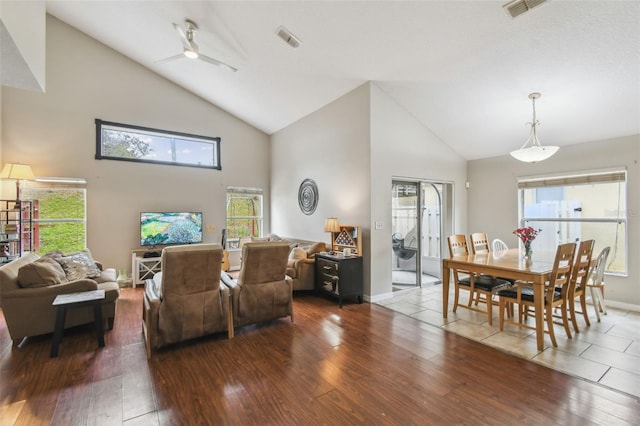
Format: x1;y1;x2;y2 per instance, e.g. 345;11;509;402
513;226;542;259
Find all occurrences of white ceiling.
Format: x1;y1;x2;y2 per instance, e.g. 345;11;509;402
45;0;640;160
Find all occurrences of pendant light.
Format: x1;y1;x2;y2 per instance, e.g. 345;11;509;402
510;92;559;163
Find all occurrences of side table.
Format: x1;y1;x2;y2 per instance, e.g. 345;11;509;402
315;252;364;308
50;289;106;358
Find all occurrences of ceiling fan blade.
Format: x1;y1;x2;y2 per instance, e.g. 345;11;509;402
198;54;238;72
172;22;191;49
155;54;185;64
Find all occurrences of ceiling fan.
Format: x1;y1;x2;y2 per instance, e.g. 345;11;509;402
156;19;237;72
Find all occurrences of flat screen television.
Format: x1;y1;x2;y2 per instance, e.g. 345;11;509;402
140;212;203;247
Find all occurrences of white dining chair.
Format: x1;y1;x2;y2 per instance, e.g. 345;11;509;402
587;246;610;322
492;238;509;252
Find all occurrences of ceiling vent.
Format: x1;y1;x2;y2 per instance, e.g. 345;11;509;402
503;0;548;18
276;26;301;48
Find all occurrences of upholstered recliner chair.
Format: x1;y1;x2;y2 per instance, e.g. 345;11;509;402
221;241;293;331
142;243;232;359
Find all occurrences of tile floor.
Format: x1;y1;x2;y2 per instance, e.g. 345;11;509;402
376;283;640;399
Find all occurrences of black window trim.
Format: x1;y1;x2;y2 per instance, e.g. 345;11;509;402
95;118;221;170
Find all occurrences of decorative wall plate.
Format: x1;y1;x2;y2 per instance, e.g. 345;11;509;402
298;178;318;215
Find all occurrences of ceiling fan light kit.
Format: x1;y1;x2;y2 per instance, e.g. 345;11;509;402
510;92;559;163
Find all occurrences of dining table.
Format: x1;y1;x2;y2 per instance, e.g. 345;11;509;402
442;248;555;351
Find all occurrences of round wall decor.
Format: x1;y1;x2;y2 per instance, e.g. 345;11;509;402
298;178;318;215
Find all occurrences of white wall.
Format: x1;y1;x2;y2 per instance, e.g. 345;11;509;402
0;16;270;274
467;135;640;307
369;84;467;299
0;0;46;91
271;84;371;245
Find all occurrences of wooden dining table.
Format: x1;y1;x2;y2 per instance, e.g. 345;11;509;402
442;248;555;351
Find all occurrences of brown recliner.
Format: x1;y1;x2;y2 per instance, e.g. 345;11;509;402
222;241;293;331
142;243;232;359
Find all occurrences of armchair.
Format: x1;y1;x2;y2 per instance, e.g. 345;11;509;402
221;241;293;331
142;243;231;359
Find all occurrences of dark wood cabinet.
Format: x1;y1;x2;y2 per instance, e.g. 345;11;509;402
315;252;363;308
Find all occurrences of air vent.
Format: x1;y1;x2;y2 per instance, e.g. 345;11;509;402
503;0;547;18
276;26;301;48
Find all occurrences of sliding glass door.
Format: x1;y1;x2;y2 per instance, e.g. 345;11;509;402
392;179;452;291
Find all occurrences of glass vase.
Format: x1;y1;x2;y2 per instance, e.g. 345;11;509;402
524;241;532;260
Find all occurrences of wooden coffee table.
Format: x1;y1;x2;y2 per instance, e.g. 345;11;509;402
50;289;106;357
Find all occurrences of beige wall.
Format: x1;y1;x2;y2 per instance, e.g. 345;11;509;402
270;83;371;264
271;83;468;300
369;84;467;300
467;135;640;307
0;16;270;274
0;0;46;91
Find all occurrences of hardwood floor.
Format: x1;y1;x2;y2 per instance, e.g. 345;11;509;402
1;288;639;425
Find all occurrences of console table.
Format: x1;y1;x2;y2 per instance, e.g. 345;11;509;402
131;249;162;288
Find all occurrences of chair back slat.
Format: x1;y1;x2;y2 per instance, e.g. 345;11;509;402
589;246;610;286
571;240;595;291
547;242;576;303
469;233;490;254
447;235;469;256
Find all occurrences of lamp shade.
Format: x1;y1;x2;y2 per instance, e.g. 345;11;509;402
0;163;35;180
510;145;559;162
324;217;340;233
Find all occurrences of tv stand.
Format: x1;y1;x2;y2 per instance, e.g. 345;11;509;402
131;248;162;288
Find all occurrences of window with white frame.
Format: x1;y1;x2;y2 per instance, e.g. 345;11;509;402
518;169;627;275
95;119;221;170
21;178;87;254
225;187;263;248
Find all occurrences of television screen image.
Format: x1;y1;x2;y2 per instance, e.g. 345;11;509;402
140;212;203;246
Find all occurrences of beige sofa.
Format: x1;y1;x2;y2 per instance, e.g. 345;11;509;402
0;251;120;345
256;234;326;291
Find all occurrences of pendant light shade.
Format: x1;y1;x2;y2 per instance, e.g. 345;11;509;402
510;92;559;163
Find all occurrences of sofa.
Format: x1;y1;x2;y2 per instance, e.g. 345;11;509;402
253;234;326;291
0;250;120;345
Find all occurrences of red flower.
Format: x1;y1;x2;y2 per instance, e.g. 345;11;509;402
513;226;542;243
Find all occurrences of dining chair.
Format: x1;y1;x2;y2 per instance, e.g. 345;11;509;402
492;239;509;252
498;242;576;347
566;239;594;333
469;232;490;254
586;246;610;322
447;234;511;325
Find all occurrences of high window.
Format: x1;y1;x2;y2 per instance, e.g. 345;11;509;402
226;187;263;248
21;178;87;254
518;169;627;275
95;119;221;170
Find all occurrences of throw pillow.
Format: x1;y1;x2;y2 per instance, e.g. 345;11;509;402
288;247;307;261
306;242;326;258
18;257;69;288
251;236;270;242
267;233;283;241
55;249;102;281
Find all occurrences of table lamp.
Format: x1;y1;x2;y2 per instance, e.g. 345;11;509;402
324;217;340;253
0;163;35;206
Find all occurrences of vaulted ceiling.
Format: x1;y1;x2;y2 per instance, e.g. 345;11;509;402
43;1;640;160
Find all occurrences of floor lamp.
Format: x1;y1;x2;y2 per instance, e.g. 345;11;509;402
0;163;35;207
